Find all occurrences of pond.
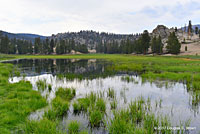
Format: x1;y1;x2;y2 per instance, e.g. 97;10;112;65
3;59;200;134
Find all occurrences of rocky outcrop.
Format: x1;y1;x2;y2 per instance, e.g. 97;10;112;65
151;25;172;39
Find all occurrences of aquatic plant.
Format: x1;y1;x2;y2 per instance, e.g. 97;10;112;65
3;54;200;133
55;87;76;101
52;96;69;117
108;97;173;134
89;109;103;128
121;75;135;83
107;88;115;99
108;109;133;134
48;84;52;91
73;102;81;114
110;99;117;110
36;79;47;91
24;118;59;134
44;109;57;121
44;96;70;121
68;120;80;134
86;91;97;104
95;98;106;113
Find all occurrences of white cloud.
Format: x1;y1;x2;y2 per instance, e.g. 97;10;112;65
0;0;200;35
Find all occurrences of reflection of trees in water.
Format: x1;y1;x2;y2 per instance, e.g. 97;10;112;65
7;59;112;78
141;78;176;89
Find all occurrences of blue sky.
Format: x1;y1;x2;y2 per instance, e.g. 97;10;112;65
0;0;200;36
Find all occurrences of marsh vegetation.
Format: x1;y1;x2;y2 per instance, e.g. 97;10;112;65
1;54;200;133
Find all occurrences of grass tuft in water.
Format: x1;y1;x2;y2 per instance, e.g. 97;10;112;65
55;87;76;101
121;75;135;83
36;79;47;91
68;120;80;134
89;109;103;128
48;84;52;91
110;99;117;110
95;98;106;113
24;118;59;134
107;88;115;99
45;97;69;121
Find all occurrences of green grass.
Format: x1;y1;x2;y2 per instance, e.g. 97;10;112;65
68;120;80;134
55;87;76;101
121;76;135;83
108;97;172;134
28;87;77;133
2;54;200;133
110;99;117;110
48;84;52;91
89;109;103;128
44;87;76;121
73;98;90;114
36;79;47;91
95;98;106;113
23;118;59;134
107;88;115;99
72;92;106;128
0;63;47;133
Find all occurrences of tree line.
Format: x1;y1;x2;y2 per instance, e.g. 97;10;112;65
0;31;88;54
0;30;181;55
96;30;181;54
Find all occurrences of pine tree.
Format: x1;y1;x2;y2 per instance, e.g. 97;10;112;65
199;30;200;38
151;36;163;54
166;32;181;54
188;20;192;36
195;27;199;34
157;36;163;54
141;30;151;54
1;35;9;54
34;37;41;54
151;36;157;53
0;31;2;53
50;39;54;54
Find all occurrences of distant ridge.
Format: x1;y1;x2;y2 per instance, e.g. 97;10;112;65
0;30;47;42
180;24;200;32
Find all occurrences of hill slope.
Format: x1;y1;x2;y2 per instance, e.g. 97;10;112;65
0;30;47;42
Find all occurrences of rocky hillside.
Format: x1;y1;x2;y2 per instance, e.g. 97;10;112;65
51;30;139;49
151;25;200;55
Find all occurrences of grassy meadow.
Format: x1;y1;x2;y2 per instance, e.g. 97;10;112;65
1;54;200;133
0;56;47;133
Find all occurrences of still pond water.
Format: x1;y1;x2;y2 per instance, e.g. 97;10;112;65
3;59;200;134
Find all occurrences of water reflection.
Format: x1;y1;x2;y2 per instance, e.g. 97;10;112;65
4;59;200;134
4;59;112;78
